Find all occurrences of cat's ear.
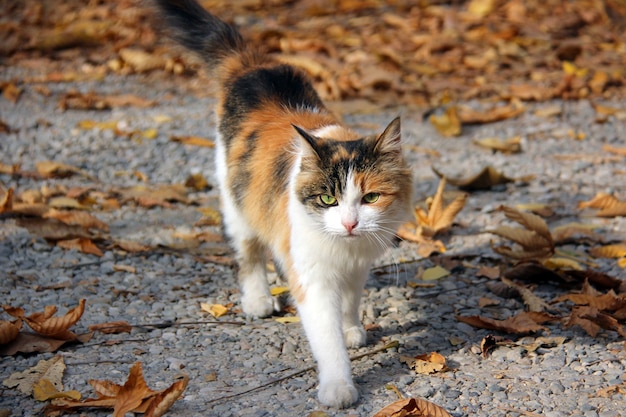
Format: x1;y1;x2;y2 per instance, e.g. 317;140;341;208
374;117;402;155
292;124;320;158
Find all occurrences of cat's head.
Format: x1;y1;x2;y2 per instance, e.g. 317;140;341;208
292;118;413;245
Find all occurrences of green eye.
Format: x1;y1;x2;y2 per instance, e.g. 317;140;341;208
362;193;380;204
320;194;337;206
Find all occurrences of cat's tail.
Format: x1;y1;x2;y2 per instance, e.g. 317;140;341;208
153;0;256;70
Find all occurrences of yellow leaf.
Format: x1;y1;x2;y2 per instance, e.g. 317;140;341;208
429;106;461;137
142;128;158;139
170;135;215;147
421;266;450;281
589;244;626;259
275;316;300;324
543;257;583;271
270;287;290;296
200;303;229;318
618;258;626;269
473;136;521;153
33;379;81;401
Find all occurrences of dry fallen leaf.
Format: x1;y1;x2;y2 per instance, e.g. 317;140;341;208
400;352;448;375
589;244;626;259
200;303;229;318
433;166;518;191
4;299;86;341
43;209;109;232
429;106;461;137
399;177;467;242
88;321;133;334
57;238;104;257
578;193;626;217
500;277;552;313
488;206;555;261
51;362;188;417
458;103;525;124
33;378;81;402
2;355;66;396
372;397;452;417
0;319;22;345
456;311;556;334
472;136;522;154
170;135;215;148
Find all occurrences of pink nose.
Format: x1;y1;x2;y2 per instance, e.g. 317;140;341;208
342;219;358;234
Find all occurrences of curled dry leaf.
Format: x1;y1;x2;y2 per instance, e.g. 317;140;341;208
35;161;94;180
472;136;522;154
488;206;555;261
88;321;133;335
5;299;86;341
51;362;187;417
143;374;189;417
565;306;626;338
578;193;626;217
0;319;22;345
456;311;557;334
457;103;525;124
399;177;467;243
589;244;626;259
432;166;517;191
400;352;448;375
200;303;229;318
57;238;104;257
500;277;552;313
372;397;452;417
43;209;109;232
429;106;461;137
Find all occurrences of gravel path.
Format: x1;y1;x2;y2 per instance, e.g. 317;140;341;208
1;70;626;417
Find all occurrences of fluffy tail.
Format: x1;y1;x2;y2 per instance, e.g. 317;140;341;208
153;0;246;68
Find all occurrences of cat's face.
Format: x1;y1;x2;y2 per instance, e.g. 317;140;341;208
293;118;412;244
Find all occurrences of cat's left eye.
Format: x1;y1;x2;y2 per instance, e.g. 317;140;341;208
362;193;380;204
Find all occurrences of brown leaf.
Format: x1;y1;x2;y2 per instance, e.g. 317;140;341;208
113;363;157;417
456;311;548;334
0;332;69;356
372;397;452;417
18;299;86;340
184;173;211;191
111;240;152;253
0;319;22;345
500;277;552;312
16;217;93;241
88;321;133;334
489;206;554;261
566;306;626;337
144;374;188;417
57;238;104;257
59;90;155;111
43;209;109;232
480;335;515;357
53;362;186;416
118;48;167;73
400;352;448;375
472;136;522;154
458;103;525;124
120;184;189;208
433;166;516;191
401;177;467;241
578;193;626;217
35;161;93;180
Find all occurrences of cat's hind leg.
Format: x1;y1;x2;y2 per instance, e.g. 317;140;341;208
234;236;279;318
220;190;279;317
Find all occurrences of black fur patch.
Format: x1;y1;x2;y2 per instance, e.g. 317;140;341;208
220;65;324;146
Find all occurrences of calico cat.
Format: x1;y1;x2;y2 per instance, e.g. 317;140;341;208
154;0;413;408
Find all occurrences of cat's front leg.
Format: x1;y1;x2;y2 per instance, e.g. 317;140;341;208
342;270;369;348
297;281;358;408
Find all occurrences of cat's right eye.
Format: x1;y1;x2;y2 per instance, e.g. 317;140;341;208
319;194;337;206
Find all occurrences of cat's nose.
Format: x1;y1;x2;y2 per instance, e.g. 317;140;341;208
342;219;358;234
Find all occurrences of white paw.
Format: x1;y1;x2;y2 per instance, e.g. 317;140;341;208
318;379;359;408
241;293;280;318
344;325;366;348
